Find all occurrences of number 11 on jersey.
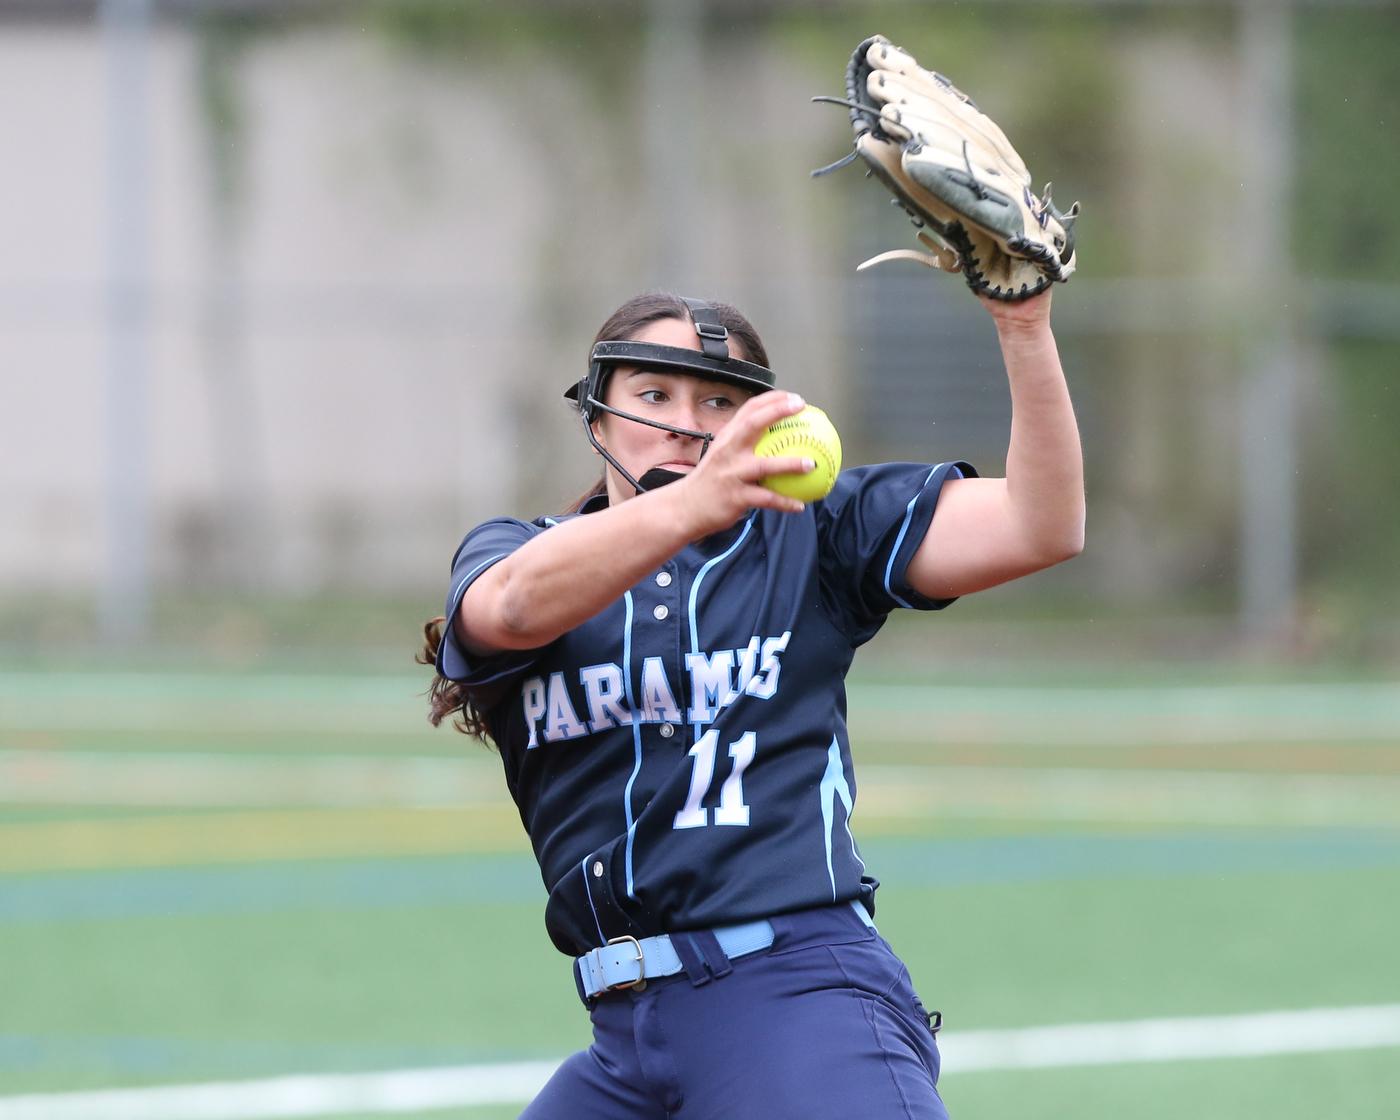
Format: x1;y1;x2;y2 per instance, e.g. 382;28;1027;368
674;730;756;829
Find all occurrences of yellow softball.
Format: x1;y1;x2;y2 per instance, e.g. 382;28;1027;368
755;405;842;502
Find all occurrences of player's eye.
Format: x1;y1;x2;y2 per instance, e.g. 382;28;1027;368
702;395;736;411
638;389;668;404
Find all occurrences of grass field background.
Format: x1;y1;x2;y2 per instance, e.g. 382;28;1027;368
1;655;1397;1118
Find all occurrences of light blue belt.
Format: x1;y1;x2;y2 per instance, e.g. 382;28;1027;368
575;901;876;999
576;920;774;999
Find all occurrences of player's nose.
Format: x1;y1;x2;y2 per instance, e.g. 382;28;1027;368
669;397;703;437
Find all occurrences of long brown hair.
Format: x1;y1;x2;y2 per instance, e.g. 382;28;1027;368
420;292;769;743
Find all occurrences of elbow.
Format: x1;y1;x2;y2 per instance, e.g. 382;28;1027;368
495;585;542;648
1029;516;1085;570
463;567;546;651
1056;522;1086;563
1048;496;1086;564
493;572;569;650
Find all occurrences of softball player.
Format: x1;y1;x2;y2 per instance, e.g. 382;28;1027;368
423;290;1083;1119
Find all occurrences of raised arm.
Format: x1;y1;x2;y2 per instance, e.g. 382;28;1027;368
905;290;1085;600
457;390;811;655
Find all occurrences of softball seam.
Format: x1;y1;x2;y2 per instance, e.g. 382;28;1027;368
758;432;839;475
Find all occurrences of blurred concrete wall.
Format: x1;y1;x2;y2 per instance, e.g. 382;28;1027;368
0;11;848;597
4;5;1381;622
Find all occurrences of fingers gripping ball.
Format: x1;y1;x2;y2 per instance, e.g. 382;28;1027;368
755;406;842;502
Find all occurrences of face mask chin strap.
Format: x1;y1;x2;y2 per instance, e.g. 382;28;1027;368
582;393;715;496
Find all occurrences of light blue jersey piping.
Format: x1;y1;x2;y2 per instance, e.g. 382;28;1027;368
620;591;644;899
449;552;508;609
687;513;758;701
883;464;956;609
819;738;863;900
582;857;607;944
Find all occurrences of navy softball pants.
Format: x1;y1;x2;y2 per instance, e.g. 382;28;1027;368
520;902;949;1120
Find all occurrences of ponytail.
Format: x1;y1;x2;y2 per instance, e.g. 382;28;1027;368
416;617;493;742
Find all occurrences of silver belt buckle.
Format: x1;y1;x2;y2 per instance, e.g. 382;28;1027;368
606;935;647;992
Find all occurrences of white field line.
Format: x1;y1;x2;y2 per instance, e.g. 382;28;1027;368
939;1003;1400;1072
846;682;1400;745
0;1061;564;1120
6;677;1400;742
0;676;433;736
0;1005;1396;1120
0;752;508;809
849;713;1400;746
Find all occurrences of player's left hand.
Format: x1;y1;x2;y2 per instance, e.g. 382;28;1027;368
979;288;1052;332
816;35;1079;302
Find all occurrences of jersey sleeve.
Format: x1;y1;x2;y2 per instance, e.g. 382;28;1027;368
813;460;977;644
436;516;548;695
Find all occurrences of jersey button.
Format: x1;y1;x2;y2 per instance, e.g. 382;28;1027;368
653;604;669;620
659;723;675;738
655;571;672;587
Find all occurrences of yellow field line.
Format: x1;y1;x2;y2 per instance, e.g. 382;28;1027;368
9;761;1399;875
856;765;1400;828
0;805;531;874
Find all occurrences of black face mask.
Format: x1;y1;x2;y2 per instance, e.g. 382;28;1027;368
568;298;777;497
637;466;686;491
581;389;714;496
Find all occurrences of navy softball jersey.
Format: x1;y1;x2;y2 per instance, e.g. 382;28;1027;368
438;460;972;957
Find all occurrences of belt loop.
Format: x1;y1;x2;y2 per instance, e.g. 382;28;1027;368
574;957;597;1010
692;929;733;979
671;929;733;987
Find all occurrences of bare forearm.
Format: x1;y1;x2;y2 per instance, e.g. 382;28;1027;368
456;389;813;654
459;488;695;652
999;318;1085;559
907;293;1083;599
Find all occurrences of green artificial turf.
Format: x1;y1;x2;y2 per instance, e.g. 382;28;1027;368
1;667;1396;1116
941;1047;1400;1120
0;902;585;1093
877;866;1400;1029
1;863;1396;1109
